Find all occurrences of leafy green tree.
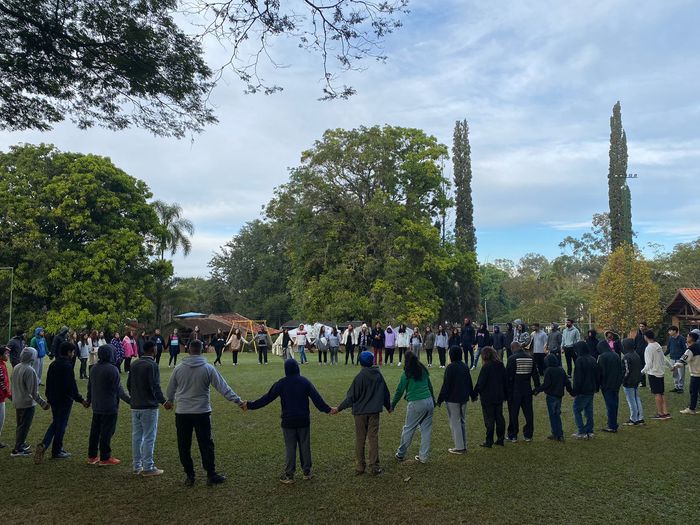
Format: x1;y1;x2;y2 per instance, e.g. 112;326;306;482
608;101;633;249
479;264;515;323
0;1;408;136
650;237;700;306
0;144;160;332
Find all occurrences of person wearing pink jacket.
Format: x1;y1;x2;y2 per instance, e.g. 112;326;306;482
122;331;139;373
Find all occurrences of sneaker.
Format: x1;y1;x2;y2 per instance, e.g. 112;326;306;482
184;476;195;487
395;453;405;462
670;387;680;393
10;449;32;457
52;451;71;459
524;437;532;442
623;419;636;426
674;390;684;394
34;442;46;464
494;441;505;447
397;362;401;367
87;456;99;465
448;448;466;454
650;413;665;420
371;467;383;476
557;436;565;442
207;473;227;485
680;408;697;415
634;419;646;426
479;442;492;448
133;468;143;475
303;472;314;480
98;457;121;466
586;433;595;439
414;455;427;464
142;468;164;477
572;433;587;440
546;435;558;441
355;470;365;476
0;442;7;449
660;413;672;420
505;436;518;443
20;443;31;451
601;428;618;433
279;474;294;484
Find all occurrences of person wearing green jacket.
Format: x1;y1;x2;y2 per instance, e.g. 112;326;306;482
392;351;435;464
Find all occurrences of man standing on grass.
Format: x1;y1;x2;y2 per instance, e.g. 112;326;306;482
596;340;623;433
562;319;581;378
151;329;165;366
35;342;87;463
666;326;686;394
673;332;700;415
166;339;244;487
530;324;548;376
505;342;540;443
128;340;170;477
571;341;598;439
545;323;563;366
6;329;25;368
634;322;648;387
641;330;673;420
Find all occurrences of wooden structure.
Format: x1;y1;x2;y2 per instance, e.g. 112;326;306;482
666;288;700;331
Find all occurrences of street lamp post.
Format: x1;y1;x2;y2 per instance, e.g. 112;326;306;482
0;267;13;342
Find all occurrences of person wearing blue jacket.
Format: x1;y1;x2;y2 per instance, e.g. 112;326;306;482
666;326;687;393
244;359;332;484
29;328;48;386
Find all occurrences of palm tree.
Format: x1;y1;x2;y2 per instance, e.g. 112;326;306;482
153;200;195;260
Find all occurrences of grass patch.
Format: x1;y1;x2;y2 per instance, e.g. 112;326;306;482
1;352;698;524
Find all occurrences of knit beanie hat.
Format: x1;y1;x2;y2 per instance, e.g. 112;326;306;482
359;351;374;368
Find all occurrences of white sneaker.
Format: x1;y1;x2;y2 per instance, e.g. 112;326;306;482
680;408;697;415
397;362;401;367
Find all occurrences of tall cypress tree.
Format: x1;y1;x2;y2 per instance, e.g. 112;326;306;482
453;119;476;251
608;102;633;249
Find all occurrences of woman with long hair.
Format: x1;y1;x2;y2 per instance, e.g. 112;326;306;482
122;330;138;372
396;324;409;367
166;328;180;368
225;328;249;366
435;325;449;368
137;330;148;358
78;332;90;379
410;327;423;361
586;329;600;360
474;322;492;370
88;330;100;374
475;347;507;448
328;327;341;365
281;327;293;360
342;324;357;365
210;328;227;366
504;323;515;360
110;331;125;372
423;326;435;368
371;322;385;366
391;351;435;464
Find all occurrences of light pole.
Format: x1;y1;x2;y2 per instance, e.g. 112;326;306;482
0;267;13;342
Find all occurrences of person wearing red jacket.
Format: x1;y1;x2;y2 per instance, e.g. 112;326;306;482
0;346;12;448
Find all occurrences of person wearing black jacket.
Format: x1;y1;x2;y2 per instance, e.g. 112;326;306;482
571;341;598;439
622;338;644;425
634;322;648;387
460;318;476;368
491;325;506;362
437;346;477;454
504;323;515;360
244;359;332;483
336;351;391;475
150;329;165;365
534;353;573;441
49;326;69;360
603;331;623;356
6;330;25;367
475;347;507;447
597;340;623;433
371;323;385;366
35;342;87;462
505;342;541;442
210;329;226;366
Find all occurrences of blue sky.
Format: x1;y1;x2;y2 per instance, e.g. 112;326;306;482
2;0;699;276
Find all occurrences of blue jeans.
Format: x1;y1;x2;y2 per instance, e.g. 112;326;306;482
573;394;594;434
42;404;72;456
132;408;159;471
623;386;643;422
396;398;434;462
298;345;307;364
602;389;619;430
545;395;563;438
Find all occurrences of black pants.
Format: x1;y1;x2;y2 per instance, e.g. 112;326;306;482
564;346;577;377
689;376;700;410
88;413;118;461
283;426;312;476
156;347;163;365
169;350;178;366
534;353;545;376
79;358;88;379
463;345;474;368
317;351;327;364
507;392;534;440
481;401;505;445
14;406;36;452
385;347;395;364
124;357;132;372
425;348;433;365
43;404;72;456
637;350;647;386
437;347;446;367
398;348;407;363
214;348;223;365
258;346;268;364
345;345;355;364
233;351;239;364
176;412;216;478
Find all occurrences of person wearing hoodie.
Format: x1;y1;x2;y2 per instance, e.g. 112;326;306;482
545;323;563;365
533;353;573;442
504;323;515;360
437;346;477;454
666;326;687;393
396;324;410;367
122;330;138;373
29;328;48;384
435;326;449;368
634;322;648;387
410;327;423;362
423;326;436;368
11;348;49;457
505;342;540;442
475;347;507;448
371;322;385;366
336;351;391;475
209;329;226;367
165;340;242;486
244;358;332;483
7;329;26;368
86;345;131;466
110;332;125;372
460;318;476;369
673;331;700;414
621;338;644;425
571;341;598;439
597;340;623;433
641;330;673;420
49;326;69;361
357;324;372;366
384;326;396;366
167;328;182;368
491;325;506;363
562;319;581;378
0;346;12;449
35;342;87;462
473;323;492;371
586;330;600;360
603;330;623;357
255;327;272;365
512;319;531;349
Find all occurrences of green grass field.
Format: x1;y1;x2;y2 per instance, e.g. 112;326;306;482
1;352;698;524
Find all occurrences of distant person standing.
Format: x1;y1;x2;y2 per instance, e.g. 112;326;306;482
342;324;357;365
11;348;49;457
586;329;600;360
473;323;491;370
491;325;506;363
88;331;101;374
504;323;515;360
571;341;598;439
6;329;26;368
475;347;507;448
505;342;540;443
666;326;687;393
634;322;648;387
423;326;435;368
328;327;341;365
435;326;449;369
316;327;329;366
210;329;226;366
255;327;271;365
460;318;476;369
530;324;548;376
545;323;562;366
621;338;644;425
641;330;672;420
396;324;409;367
512;320;531;349
77;333;90;380
150;329;165;365
122;331;138;373
410;328;423;362
437;346;476;454
49;326;69;361
384;326;396;366
371;323;384;366
294;325;309;365
0;346;10;449
29;328;48;384
281;328;293;360
357;325;371;366
673;331;700;415
225;328;248;366
167;329;181;368
562;319;581;378
597;340;623;433
110;332;125;372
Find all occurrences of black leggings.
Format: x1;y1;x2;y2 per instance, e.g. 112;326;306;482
425;348;433;365
258;346;268;364
233;351;239;364
463;345;474;368
437;347;446;367
345;345;355;364
385;347;395;364
398;347;407;363
169;351;178;366
214;347;223;365
318;351;327;363
564;346;577;376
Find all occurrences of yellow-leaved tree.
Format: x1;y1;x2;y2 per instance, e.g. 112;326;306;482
592;246;662;334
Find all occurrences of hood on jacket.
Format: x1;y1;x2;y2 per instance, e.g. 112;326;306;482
551;323;559;331
34;327;44;338
20;347;37;363
182;355;208;368
58;326;69;336
597;340;611;354
574;341;589;356
622;338;636;354
545;353;559;368
449;346;463;362
493;325;501;333
285;358;300;376
98;344;116;363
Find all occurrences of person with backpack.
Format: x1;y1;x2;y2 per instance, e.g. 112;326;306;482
29;328;48;385
255;327;272;365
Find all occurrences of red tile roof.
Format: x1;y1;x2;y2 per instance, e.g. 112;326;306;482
680;288;700;311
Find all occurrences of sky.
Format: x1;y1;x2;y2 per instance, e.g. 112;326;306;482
2;0;699;276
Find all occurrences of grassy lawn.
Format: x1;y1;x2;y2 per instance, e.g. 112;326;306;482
1;351;698;524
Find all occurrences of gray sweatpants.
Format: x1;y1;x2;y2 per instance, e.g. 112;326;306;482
283;426;312;476
673;364;685;390
446;402;467;450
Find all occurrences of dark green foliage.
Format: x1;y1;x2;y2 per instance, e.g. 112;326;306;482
607;102;633;249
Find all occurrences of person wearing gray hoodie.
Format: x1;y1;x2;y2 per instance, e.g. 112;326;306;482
11;348;49;457
166;339;243;487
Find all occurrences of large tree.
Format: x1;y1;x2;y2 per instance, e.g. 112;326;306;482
607;101;633;249
0;0;409;137
0;144;161;332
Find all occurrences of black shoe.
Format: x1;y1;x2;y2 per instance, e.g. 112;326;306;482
52;451;72;459
494;441;505;447
207;473;226;485
557;436;565;442
355;470;365;476
371;467;383;476
184;476;195;487
279;474;295;484
634;419;646;426
479;442;492;448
